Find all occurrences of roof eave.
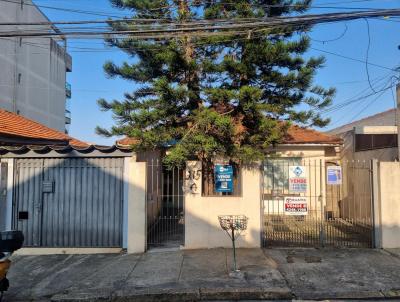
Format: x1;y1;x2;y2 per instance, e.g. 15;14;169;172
276;143;343;147
0;134;69;146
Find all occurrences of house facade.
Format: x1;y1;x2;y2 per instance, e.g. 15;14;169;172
328;109;399;161
5;117;397;252
2;118;358;252
0;0;72;133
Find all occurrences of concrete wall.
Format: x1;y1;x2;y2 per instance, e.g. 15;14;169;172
329;109;397;135
184;161;262;249
377;162;400;249
0;159;13;232
338;130;398;162
0;0;70;132
0;162;8;231
126;158;147;254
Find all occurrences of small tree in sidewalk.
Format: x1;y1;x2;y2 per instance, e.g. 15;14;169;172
97;0;335;167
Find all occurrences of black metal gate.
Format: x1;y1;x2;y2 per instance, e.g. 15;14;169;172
146;159;185;248
262;159;374;248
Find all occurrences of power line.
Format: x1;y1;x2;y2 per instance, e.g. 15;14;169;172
1;0;129;18
1;27;394;77
337;78;391;119
310;47;396;71
309;23;348;43
346;87;388;123
1;27;396;75
364;18;377;93
322;73;396;114
0;8;399;39
0;7;398;27
324;83;390;114
26;0;400;15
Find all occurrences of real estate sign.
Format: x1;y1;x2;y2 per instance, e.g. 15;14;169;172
284;196;308;215
214;165;234;193
327;166;342;185
289;165;307;193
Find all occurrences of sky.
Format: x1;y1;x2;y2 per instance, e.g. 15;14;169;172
33;0;400;145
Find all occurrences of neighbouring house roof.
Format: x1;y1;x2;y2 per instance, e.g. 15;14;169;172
0;109;88;148
328;108;397;135
283;125;342;145
116;137;138;147
116;125;342;148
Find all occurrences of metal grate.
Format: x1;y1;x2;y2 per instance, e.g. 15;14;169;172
146;158;185;248
261;159;373;248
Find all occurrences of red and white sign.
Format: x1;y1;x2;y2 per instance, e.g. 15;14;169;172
284;197;308;216
289;166;308;193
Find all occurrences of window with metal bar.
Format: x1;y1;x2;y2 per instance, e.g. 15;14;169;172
355;134;398;152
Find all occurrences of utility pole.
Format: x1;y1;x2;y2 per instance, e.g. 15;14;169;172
397;83;400;161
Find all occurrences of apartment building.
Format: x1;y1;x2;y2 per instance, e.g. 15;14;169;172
0;0;72;133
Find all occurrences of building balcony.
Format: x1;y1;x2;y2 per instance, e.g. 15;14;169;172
66;82;71;98
66;53;72;72
65;109;71;125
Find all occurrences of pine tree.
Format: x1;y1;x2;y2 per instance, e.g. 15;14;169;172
97;0;335;167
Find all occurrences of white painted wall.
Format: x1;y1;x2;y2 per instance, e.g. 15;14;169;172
329;109;397;135
126;158;147;254
184;161;262;249
0;159;13;231
0;0;71;132
329;109;399;162
377;162;400;248
337;129;398;162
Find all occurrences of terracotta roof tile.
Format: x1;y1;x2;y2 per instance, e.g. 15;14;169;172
116;125;342;147
0;109;88;147
283;125;342;145
116;137;138;147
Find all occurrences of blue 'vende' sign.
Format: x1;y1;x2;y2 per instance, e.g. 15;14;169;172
327;166;342;185
215;165;234;193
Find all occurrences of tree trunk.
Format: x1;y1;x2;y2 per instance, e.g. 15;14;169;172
178;0;201;110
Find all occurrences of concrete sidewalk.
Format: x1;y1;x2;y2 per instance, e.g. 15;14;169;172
3;248;400;301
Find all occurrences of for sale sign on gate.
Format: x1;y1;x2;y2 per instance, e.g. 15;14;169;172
284;197;308;215
327;166;342;185
289;166;307;193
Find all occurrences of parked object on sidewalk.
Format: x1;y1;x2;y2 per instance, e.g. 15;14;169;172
0;231;24;302
218;215;248;272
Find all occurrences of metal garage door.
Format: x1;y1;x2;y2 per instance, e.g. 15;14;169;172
13;157;124;247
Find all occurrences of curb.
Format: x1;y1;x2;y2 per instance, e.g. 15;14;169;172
295;289;400;301
17;288;400;301
198;287;292;301
51;287;293;302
